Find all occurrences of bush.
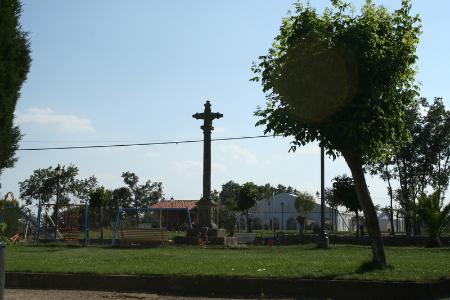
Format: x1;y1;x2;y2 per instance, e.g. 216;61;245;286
0;222;8;243
312;223;321;234
218;207;237;236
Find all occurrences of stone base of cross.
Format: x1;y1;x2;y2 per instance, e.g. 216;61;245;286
196;198;218;229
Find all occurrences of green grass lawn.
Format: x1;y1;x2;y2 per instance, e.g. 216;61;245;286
5;244;450;282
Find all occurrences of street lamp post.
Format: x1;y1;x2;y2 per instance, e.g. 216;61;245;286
54;164;62;240
318;146;329;248
281;202;284;232
215;191;220;227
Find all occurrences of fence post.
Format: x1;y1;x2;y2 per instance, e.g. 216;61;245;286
0;242;5;300
84;201;89;247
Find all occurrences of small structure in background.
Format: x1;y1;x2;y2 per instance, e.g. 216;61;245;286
149;199;198;231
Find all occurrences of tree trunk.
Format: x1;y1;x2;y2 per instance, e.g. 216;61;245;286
355;211;360;237
344;153;387;268
386;174;395;235
100;206;104;244
246;211;251;233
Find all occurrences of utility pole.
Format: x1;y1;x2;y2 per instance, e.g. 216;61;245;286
318;145;329;248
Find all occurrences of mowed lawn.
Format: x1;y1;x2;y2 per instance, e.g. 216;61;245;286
5;244;450;282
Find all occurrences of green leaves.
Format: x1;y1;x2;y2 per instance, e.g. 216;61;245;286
89;187;112;208
19;165;84;206
236;182;259;213
294;191;315;216
120;171;163;208
417;190;450;247
252;0;421;163
0;0;31;187
331;174;360;214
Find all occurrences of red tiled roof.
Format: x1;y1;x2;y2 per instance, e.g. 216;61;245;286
150;200;198;210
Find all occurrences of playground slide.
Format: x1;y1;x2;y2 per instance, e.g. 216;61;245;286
13;205;54;240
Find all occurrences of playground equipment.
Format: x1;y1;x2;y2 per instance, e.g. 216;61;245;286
1;192;90;245
39;202;89;245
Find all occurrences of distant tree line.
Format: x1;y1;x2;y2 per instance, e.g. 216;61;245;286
18;165;163;228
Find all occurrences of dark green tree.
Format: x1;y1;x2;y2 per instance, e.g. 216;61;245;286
218;207;237;236
331;175;362;236
252;0;420;267
274;184;299;195
294;191;315;234
370;157;396;235
235;182;259;232
417;191;450;247
219;180;242;210
110;187;132;220
19;165;80;206
121;171;163;224
89;186;112;242
372;97;450;235
74;176;98;204
0;0;31;188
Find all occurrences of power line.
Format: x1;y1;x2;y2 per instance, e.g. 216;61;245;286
18;135;277;151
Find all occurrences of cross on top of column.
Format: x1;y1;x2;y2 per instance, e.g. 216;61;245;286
192;100;223;132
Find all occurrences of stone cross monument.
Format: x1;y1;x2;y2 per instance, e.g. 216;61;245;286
193;100;223;227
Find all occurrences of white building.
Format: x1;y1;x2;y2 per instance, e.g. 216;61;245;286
377;211;405;233
240;192;404;233
246;193;346;231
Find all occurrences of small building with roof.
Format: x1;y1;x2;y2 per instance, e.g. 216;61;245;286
149;199;198;231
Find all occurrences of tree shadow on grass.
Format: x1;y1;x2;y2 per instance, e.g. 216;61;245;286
355;260;393;274
301;260;394;281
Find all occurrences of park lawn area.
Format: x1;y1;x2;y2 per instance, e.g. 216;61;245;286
5;244;450;282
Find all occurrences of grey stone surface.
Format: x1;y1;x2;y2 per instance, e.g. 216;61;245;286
192;100;223;228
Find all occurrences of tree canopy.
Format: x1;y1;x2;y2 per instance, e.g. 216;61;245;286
0;0;31;187
331;175;361;215
252;0;421;162
417;191;450;247
220;181;299;211
219;180;241;210
294;191;316;217
19;165;83;206
120;171;163;209
89;187;112;209
371;97;450;235
236;182;259;213
236;182;260;232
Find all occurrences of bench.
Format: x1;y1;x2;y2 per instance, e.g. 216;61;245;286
120;228;169;246
233;232;257;244
63;229;80;242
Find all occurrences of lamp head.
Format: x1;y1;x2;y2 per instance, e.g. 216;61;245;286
55;164;62;176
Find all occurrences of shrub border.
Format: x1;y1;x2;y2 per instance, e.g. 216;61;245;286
6;272;450;299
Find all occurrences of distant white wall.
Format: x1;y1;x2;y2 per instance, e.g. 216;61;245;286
248;193;338;231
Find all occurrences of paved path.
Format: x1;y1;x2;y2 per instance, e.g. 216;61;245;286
5;289;293;300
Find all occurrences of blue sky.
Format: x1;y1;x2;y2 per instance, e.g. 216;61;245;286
1;0;449;207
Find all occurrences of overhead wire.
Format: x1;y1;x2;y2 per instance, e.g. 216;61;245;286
18;135;278;151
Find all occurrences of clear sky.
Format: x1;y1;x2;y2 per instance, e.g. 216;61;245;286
1;0;449;207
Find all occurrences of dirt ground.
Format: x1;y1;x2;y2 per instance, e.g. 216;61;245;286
5;289;278;300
